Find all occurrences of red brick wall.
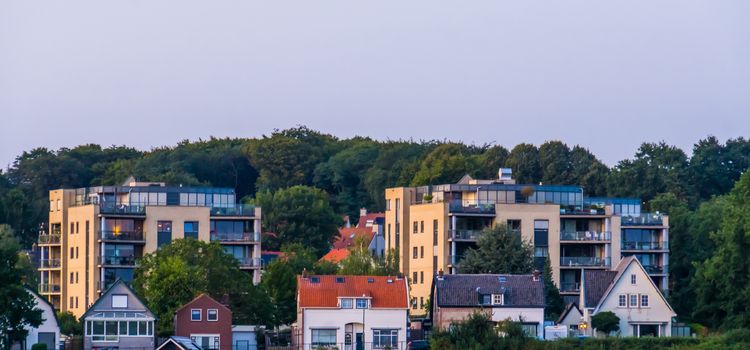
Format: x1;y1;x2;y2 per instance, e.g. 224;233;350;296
174;295;233;350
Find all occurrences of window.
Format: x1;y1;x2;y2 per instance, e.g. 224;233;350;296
76;222;79;233
340;298;353;309
191;335;220;350
184;221;199;240
76;272;79;283
433;256;438;273
420;221;424;233
56;199;60;211
521;324;538;338
641;295;649;307
420;246;424;259
70;272;74;284
76;247;79;259
373;329;398;349
433;219;438;246
631;274;637;285
207;309;218;321
70;223;74;235
630;294;638;308
70;247;74;259
413;221;418;234
507;220;521;233
386;200;391;211
356;298;369;309
533;220;549;246
336;277;345;283
50;201;54;212
412;272;418;284
413;247;418;259
157;221;172;248
534;247;548;257
411;298;417;309
619;295;627;307
311;329;336;347
481;295;491;305
191;309;201;321
112;295;128;308
86;221;89;234
420;271;424;284
70;297;73;309
419;297;424;308
492;294;504;305
128;321;137;336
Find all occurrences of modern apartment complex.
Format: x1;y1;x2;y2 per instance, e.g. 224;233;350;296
384;169;669;316
37;179;262;317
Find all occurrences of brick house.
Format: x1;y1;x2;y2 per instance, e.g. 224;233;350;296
174;294;232;350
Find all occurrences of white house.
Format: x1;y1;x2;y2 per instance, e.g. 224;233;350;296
430;272;546;339
15;288;60;350
580;256;676;337
294;275;409;350
556;303;583;337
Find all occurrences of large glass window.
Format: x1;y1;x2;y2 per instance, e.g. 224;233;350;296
311;329;336;347
210;220;250;234
521;324;538;337
184;221;199;240
340;298;353;309
157;221;172;248
373;329;398;349
356;299;369;309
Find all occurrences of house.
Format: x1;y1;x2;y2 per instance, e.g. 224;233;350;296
319;248;350;264
335;209;386;258
156;336;203;350
231;326;259;350
174;294;232;350
13;288;60;350
556;303;583;336
580;256;676;337
430;271;546;338
295;275;409;350
81;279;156;350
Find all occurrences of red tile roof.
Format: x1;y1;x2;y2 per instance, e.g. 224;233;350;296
333;227;374;250
319;248;350;264
356;213;385;229
298;275;408;309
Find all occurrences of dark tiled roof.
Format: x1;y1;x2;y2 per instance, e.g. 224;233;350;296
157;336;202;350
583;270;617;307
333;227;375;249
435;274;544;308
298;275;408;308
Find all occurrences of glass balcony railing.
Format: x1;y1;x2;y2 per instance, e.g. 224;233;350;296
211;232;259;243
621;213;665;226
38;234;61;244
39;284;61;293
449;229;484;241
99;202;147;215
40;259;61;268
98;255;139;266
559;282;580;292
621;241;669;250
210;204;256;217
560;256;610;267
643;265;669;274
560;231;611;242
100;231;145;242
236;257;263;268
560;208;605;215
448;200;496;214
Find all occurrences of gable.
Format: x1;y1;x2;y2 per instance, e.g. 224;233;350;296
175;294;231;318
83;280;154;319
595;260;675;316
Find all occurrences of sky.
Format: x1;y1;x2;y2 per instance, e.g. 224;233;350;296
1;1;749;168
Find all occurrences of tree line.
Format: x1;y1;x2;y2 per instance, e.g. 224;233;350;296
1;127;750;331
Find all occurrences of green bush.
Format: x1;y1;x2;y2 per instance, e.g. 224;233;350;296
31;343;47;350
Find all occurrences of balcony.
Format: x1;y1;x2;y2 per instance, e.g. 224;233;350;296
236;257;262;268
559;282;580;292
99;230;145;242
643;265;669;275
39;284;61;294
448;200;496;215
38;234;61;245
560;208;605;215
621;241;669;251
40;259;61;268
621;213;665;226
99;202;146;215
211;232;259;243
560;231;611;242
560;256;610;267
449;229;484;241
98;255;139;267
210;204;255;217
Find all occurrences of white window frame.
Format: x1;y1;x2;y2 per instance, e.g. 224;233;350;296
629;294;638;308
492;294;504;305
207;309;218;321
191;309;202;321
190;334;220;350
640;294;650;308
339;298;353;309
356;298;369;309
111;295;128;309
618;294;627;308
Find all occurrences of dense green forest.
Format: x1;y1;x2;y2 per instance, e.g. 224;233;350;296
1;126;749;329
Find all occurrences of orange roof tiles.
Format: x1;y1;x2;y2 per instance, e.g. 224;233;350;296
333;227;374;250
356;213;384;229
297;275;408;309
319;248;350;264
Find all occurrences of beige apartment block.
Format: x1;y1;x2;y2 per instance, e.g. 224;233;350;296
385;170;669;316
37;179;262;317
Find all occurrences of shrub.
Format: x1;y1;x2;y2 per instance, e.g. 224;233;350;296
31;343;47;350
591;311;620;336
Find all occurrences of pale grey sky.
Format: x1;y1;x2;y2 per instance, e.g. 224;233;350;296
1;1;748;168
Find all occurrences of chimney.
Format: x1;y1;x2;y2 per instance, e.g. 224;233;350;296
532;270;541;282
436;269;444;280
396;273;404;280
360;208;368;217
302;268;309;279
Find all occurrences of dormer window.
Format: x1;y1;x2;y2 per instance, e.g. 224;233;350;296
356;299;369;309
340;298;353;309
492;294;504;305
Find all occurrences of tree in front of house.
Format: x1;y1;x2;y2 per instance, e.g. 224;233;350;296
542;258;564;320
134;239;272;334
592;311;620;336
0;226;43;349
57;311;82;336
459;225;534;274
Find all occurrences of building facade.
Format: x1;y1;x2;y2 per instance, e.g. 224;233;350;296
38;179;262;316
174;294;233;350
295;275;409;350
13;288;60;350
385;170;669;316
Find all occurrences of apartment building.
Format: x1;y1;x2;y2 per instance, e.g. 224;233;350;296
384;169;669;316
37;178;262;317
